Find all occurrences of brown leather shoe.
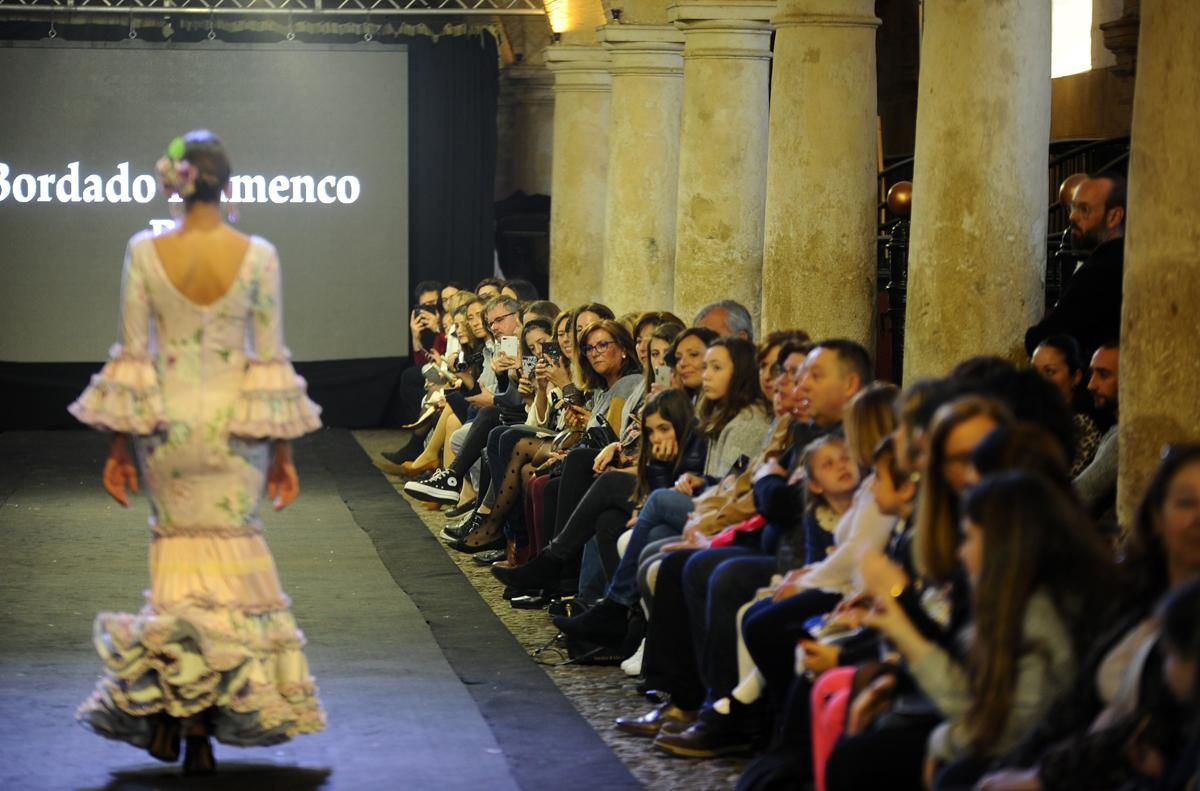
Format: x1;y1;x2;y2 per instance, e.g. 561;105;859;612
652;716;752;759
614;702;696;738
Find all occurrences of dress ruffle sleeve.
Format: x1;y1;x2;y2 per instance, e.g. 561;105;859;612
227;240;322;440
68;344;167;434
227;356;323;439
69;236;167;435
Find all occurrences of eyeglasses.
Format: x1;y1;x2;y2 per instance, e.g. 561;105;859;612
581;340;616;356
487;311;518;329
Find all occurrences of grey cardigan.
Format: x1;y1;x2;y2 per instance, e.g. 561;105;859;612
911;590;1078;762
704;405;772;479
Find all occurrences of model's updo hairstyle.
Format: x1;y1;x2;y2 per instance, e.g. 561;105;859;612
158;130;231;206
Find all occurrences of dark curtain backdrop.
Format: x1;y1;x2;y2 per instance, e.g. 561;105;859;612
0;24;499;430
408;35;498;293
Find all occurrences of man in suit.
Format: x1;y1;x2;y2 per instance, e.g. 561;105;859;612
1025;173;1126;360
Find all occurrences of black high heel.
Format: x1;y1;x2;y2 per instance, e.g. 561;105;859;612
147;715;181;763
182;735;216;775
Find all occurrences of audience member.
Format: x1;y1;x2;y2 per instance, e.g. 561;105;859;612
1031;335;1103;475
475;277;503;300
1075;340;1120;524
695;300;755;341
1025;172;1126;358
501;278;539;303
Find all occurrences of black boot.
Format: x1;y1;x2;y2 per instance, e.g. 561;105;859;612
490;551;566;590
382;433;423;464
552;598;630;644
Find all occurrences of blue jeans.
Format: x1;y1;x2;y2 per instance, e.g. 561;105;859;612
606;488;694;607
577;538;606;604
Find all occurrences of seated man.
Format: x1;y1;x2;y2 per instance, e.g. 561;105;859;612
1074;340;1119;526
694;300;754;342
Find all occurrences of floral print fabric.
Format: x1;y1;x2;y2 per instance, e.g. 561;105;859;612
69;231;325;747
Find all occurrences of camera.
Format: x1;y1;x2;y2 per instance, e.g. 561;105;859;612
453;351;483;373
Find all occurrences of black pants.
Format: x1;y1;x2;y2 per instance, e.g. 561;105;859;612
742;588;844;710
642;547;774;710
551;447;601;537
398;365;427;424
448;406;501;478
825;716;937;791
546;470;637;575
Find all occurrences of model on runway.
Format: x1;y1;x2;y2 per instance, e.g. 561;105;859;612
68;130;326;774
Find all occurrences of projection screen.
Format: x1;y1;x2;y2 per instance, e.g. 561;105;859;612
0;41;409;363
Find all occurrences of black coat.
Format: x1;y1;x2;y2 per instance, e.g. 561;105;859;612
1025;236;1124;359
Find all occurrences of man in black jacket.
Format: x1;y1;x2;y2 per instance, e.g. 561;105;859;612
1025;173;1126;360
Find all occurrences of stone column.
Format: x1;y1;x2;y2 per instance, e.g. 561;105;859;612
902;1;1051;378
670;0;775;328
1117;1;1200;525
496;65;555;199
545;45;612;310
761;0;880;346
599;24;685;315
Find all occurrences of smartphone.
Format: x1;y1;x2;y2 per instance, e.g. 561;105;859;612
541;341;562;363
521;355;538;377
444;334;461;359
654;365;672;387
499;335;520;359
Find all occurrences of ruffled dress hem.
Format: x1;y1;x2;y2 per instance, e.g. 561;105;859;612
77;604;326;748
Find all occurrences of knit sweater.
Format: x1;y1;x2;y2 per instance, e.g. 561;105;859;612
912;590;1077;763
704;405;772;479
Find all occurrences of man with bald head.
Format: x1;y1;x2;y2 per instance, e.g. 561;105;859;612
1025;173;1126;359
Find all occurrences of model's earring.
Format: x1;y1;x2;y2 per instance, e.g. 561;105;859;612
227;205;239;224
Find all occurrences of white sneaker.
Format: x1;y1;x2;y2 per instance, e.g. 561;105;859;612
621;638;645;677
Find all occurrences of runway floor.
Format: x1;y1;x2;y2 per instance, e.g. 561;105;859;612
0;430;638;791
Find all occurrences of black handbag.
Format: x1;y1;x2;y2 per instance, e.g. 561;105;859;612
583;413;620;449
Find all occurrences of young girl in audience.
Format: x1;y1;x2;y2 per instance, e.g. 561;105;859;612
977;444;1200;791
866;471;1115;789
492;388;706;592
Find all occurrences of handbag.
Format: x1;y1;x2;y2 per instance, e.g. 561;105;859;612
584;413;620;449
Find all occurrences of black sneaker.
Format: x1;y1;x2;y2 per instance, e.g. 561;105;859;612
404;469;463;503
439;512;481;542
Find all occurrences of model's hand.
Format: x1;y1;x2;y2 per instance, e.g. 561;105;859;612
267;442;299;511
102;434;138;508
